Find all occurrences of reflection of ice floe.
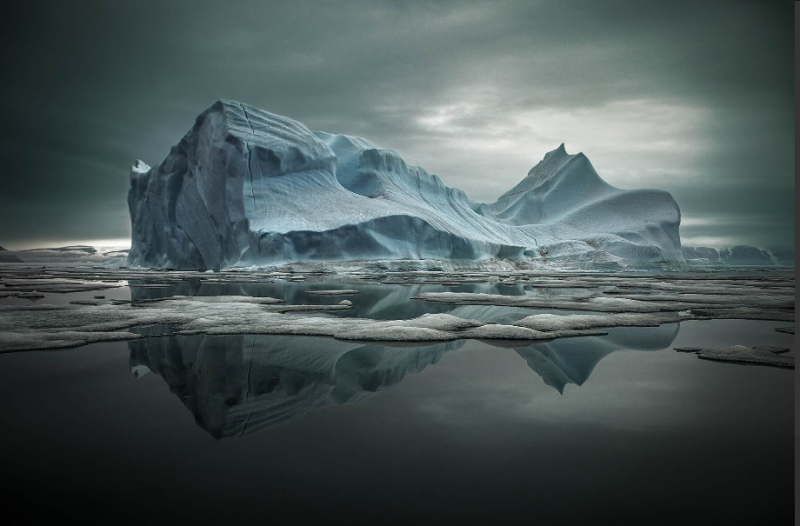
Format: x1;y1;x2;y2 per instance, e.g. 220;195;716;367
129;324;681;438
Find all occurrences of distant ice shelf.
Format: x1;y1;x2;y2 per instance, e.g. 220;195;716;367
128;100;685;270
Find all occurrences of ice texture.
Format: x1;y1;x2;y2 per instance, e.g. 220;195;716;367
128;100;684;270
0;266;793;353
675;345;794;368
301;289;361;295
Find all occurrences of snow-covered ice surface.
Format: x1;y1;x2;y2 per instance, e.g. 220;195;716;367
0;263;793;355
414;272;794;319
302;289;361;295
0;294;610;352
127;100;686;270
675;345;794;368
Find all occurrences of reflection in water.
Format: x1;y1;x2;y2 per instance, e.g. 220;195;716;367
128;323;679;439
512;324;680;393
128;278;594;320
129;335;461;439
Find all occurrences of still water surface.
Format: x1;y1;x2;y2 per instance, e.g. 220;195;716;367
0;316;793;523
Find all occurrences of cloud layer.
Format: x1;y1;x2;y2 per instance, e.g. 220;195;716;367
0;0;793;249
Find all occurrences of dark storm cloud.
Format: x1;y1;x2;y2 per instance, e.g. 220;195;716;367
0;0;793;249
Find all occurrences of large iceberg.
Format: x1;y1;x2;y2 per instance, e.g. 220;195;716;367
128;100;683;270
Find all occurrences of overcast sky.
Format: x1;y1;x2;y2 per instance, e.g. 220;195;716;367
0;0;794;250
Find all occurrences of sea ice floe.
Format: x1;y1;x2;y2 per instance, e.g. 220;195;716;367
301;289;361;295
513;313;685;331
0;297;658;352
414;279;794;320
675;345;794;369
0;278;121;294
0;267;793;354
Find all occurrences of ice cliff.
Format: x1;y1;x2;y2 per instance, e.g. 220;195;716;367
128;100;683;270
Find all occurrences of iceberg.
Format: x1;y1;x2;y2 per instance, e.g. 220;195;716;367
128;100;683;270
682;245;791;266
0;246;22;263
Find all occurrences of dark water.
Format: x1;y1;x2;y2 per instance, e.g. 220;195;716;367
0;314;793;524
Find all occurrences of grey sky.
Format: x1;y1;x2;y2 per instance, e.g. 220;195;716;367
0;0;794;249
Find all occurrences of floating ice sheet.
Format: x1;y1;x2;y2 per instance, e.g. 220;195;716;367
0;266;793;353
675;345;794;369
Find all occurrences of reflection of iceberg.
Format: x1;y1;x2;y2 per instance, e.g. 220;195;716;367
512;323;680;393
128;278;543;320
129;334;463;439
129;322;680;438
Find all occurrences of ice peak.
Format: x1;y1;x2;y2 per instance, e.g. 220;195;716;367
131;159;151;174
545;143;570;158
